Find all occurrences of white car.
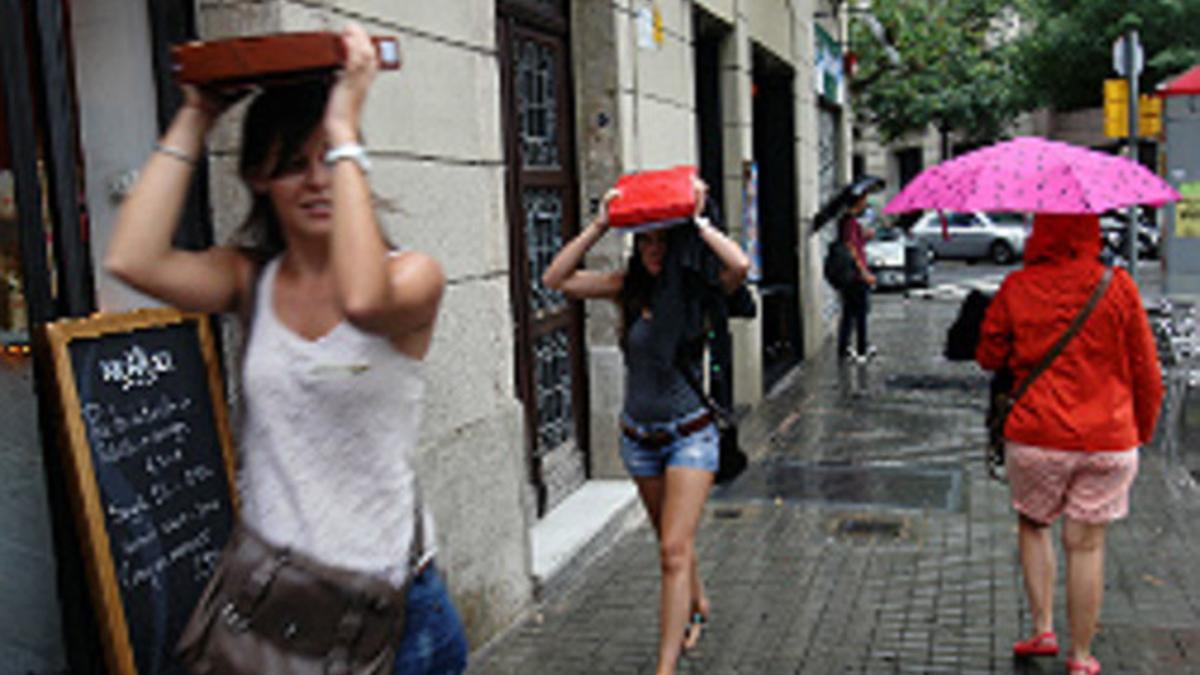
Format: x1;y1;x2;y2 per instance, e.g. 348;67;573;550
910;211;1030;264
865;227;931;289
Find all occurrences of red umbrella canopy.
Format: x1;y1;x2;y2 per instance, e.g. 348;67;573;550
883;136;1180;215
1157;64;1200;97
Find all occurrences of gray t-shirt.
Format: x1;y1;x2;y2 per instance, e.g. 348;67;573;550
622;315;704;423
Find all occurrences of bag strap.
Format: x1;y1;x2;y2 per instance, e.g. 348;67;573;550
1004;267;1113;413
674;351;729;425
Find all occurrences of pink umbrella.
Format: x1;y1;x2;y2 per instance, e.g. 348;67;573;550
884;136;1180;215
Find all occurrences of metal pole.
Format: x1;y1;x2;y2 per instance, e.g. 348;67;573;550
1125;29;1140;281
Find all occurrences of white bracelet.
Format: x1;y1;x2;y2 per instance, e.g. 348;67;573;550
155;143;197;165
324;142;372;174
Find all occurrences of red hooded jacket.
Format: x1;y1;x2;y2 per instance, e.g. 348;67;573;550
976;214;1163;451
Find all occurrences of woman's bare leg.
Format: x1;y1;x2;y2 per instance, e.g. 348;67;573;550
1062;518;1107;663
635;475;709;653
1018;514;1057;635
653;467;713;675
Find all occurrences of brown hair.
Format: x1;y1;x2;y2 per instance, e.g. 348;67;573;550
231;80;330;264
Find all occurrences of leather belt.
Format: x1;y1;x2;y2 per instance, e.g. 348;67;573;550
621;411;713;449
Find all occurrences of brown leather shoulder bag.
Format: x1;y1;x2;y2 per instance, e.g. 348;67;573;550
176;497;425;675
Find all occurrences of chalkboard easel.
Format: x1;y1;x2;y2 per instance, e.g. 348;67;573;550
45;308;237;675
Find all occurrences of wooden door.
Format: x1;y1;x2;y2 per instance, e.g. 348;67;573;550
498;0;588;517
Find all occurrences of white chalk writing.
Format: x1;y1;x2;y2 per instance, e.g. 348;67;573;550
98;345;176;391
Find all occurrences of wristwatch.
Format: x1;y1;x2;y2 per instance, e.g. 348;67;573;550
323;143;371;174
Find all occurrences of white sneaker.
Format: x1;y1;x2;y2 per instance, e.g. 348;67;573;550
862;345;878;360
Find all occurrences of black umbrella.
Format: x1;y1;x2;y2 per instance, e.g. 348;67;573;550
812;174;885;231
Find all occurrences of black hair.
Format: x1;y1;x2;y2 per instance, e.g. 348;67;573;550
231;80;331;264
617;231;662;351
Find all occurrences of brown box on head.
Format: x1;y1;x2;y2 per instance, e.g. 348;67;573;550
171;32;401;87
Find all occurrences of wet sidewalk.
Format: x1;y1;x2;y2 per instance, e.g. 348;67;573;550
470;276;1200;674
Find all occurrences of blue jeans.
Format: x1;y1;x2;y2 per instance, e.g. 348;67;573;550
619;409;719;477
392;564;468;674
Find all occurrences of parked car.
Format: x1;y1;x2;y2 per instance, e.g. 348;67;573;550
1100;210;1159;260
865;226;931;289
909;211;1029;264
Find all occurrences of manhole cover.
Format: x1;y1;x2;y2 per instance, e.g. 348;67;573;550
714;462;965;512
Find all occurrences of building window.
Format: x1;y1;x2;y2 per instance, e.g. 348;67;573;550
818;106;840;207
896;147;923;189
514;36;560;169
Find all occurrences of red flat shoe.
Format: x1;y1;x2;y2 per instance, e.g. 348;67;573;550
1066;655;1100;674
1012;631;1059;657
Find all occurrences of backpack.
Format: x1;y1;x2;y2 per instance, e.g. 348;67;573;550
823;239;858;290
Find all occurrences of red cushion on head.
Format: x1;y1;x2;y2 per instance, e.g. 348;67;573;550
608;165;697;231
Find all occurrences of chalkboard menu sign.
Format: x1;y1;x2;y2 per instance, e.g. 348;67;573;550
45;308;237;675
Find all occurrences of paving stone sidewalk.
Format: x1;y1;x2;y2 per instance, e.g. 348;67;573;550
470;276;1200;674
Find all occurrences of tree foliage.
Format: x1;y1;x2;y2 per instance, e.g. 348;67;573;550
1016;0;1200;111
849;0;1028;148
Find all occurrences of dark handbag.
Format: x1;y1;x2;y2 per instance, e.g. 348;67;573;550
986;267;1113;481
714;416;748;485
176;497;426;674
675;356;748;485
824;239;858;290
944;289;994;361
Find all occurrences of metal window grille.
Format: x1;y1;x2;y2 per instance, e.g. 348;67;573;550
524;188;566;315
533;327;573;453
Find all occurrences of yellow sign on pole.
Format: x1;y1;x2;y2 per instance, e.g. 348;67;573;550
1103;80;1163;137
1139;94;1162;136
1104;79;1128;138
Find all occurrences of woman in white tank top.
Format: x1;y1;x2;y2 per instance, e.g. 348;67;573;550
106;24;467;674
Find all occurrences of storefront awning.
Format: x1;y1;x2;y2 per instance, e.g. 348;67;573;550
1157;64;1200;97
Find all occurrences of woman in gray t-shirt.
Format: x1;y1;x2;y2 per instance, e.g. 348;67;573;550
542;179;749;675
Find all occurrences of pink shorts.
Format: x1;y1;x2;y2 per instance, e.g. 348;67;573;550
1007;441;1139;525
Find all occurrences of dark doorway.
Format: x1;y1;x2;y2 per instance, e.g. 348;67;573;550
693;8;732;407
752;47;801;392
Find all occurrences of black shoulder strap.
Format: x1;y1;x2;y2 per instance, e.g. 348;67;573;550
1008;267;1113;407
674;352;729;424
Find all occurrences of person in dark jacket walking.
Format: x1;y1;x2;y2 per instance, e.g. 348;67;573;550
976;213;1163;675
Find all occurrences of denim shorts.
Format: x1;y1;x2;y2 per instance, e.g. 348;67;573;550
619;408;719;477
392;563;469;674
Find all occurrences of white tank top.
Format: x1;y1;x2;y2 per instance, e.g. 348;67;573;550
238;257;434;587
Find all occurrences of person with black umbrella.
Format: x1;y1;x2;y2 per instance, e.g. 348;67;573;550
816;176;883;363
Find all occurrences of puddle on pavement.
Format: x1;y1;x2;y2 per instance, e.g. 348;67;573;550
885;373;989;393
714;461;965;512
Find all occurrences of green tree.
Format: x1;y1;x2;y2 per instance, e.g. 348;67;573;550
849;0;1028;157
1017;0;1200;111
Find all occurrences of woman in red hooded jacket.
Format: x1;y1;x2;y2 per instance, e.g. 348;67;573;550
976;213;1162;675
